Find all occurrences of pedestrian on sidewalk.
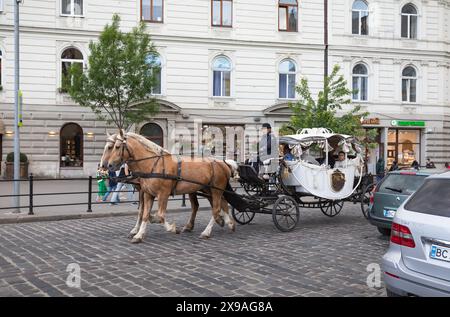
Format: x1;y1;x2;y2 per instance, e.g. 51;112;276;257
102;170;118;203
110;164;126;204
96;164;108;202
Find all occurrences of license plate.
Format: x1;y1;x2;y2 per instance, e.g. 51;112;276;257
383;209;396;218
430;245;450;263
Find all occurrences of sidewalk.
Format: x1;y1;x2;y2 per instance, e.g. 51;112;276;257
0;179;213;224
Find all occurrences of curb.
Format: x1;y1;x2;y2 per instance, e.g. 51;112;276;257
0;206;211;225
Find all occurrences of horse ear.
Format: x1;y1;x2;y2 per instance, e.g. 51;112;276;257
119;129;124;138
106;131;112;139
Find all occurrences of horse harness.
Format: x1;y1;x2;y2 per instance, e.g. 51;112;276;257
117;136;219;196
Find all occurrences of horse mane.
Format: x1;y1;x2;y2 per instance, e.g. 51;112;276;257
125;132;170;154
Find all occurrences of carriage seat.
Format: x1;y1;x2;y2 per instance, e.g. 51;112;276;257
238;164;266;185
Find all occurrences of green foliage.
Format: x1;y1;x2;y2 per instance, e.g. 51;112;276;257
68;14;159;129
285;64;378;149
6;152;28;163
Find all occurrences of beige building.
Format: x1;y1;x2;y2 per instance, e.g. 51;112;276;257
0;0;449;177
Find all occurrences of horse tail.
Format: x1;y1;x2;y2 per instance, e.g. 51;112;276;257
224;159;238;174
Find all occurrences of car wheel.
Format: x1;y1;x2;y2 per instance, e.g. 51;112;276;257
377;227;391;236
386;289;403;297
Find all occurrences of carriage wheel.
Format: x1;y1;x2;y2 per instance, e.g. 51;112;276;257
360;183;375;219
231;206;256;225
319;198;344;217
272;195;300;232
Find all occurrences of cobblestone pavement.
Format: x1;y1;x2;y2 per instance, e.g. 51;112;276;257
0;203;389;297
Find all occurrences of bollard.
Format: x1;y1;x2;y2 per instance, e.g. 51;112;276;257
181;193;186;207
87;176;93;212
28;173;34;215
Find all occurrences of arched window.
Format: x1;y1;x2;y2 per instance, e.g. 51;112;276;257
140;123;164;146
279;59;296;99
146;53;162;95
60;123;83;167
352;1;369;35
352;63;368;101
212;56;231;97
402;66;417;102
401;4;418;39
61;48;84;92
278;0;298;32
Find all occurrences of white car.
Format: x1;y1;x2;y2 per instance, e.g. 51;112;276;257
382;171;450;297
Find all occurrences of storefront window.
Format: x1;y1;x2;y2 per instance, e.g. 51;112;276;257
387;129;421;169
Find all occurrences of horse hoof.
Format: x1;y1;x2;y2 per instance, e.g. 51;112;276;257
181;226;193;233
200;233;210;239
131;237;142;244
128;233;136;239
215;217;225;227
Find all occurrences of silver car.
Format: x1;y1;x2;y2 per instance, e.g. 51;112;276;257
382;171;450;297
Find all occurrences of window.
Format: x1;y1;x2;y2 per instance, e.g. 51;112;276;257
61;48;84;93
0;50;2;89
60;123;83;167
61;0;83;16
278;0;298;32
212;56;231;97
146;54;162;95
212;0;232;27
0;0;4;12
352;1;368;35
140;123;163;147
141;0;163;22
352;63;368;101
405;179;450;217
401;4;418;39
402;66;417;102
279;59;296;99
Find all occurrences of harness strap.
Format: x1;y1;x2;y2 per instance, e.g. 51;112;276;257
171;155;182;197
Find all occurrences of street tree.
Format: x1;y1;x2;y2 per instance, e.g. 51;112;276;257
68;14;159;129
282;64;378;152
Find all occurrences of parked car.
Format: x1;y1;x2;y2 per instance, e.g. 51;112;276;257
367;169;445;236
382;171;450;296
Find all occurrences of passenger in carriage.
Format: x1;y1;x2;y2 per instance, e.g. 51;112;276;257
282;144;295;161
334;151;347;169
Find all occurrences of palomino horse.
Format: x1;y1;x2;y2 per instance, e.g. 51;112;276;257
101;131;237;243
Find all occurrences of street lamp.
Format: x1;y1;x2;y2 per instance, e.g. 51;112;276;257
13;0;23;213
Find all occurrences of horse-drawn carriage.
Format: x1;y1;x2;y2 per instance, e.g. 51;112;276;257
228;128;376;232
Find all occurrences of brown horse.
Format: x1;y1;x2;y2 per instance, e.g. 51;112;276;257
101;131;237;243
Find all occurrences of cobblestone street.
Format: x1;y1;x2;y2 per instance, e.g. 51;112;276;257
0;203;389;297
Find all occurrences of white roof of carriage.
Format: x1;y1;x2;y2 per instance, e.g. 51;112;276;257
279;128;352;144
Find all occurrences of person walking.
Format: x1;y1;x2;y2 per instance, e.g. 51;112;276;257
426;158;436;168
110;163;127;204
376;158;385;182
95;164;108;202
389;160;399;172
102;169;118;204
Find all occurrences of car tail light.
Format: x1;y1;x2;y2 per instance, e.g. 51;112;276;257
400;171;416;175
390;222;416;248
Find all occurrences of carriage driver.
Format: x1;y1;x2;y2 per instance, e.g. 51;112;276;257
259;123;279;174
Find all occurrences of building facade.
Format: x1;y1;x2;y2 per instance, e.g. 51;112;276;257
0;0;449;177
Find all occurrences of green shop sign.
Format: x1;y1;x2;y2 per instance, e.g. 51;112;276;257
391;120;425;127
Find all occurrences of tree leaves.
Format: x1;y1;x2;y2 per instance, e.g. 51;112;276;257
284;64;378;150
68;14;159;129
